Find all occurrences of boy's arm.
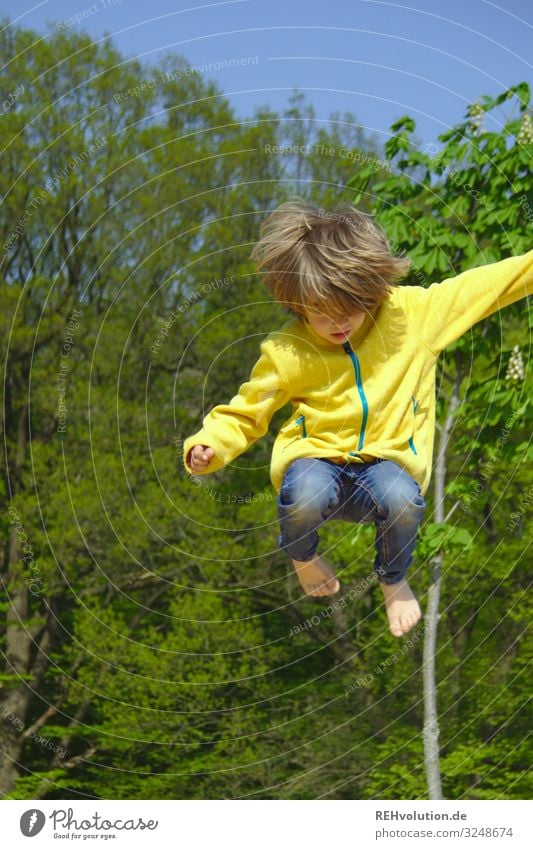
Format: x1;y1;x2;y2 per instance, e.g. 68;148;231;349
182;338;290;476
399;250;533;356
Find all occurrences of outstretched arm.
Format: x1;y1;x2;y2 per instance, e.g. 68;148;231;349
182;338;290;476
399;250;533;356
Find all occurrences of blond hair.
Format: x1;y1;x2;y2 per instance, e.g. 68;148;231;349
250;199;412;318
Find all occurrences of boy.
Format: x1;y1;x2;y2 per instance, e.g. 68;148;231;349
183;201;532;637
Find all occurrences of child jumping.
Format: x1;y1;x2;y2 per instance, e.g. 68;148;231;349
183;201;532;637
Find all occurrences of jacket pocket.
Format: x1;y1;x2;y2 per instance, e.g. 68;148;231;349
408;395;419;455
280;414;307;449
294;414;307;437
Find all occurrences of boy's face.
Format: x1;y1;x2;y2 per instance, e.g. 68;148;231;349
303;308;366;344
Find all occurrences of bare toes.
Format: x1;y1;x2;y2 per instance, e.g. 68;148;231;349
390;619;403;637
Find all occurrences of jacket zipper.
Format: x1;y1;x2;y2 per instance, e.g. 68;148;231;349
342;341;368;451
409;395;418;455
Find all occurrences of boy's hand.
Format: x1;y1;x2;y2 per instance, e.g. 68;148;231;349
187;444;216;471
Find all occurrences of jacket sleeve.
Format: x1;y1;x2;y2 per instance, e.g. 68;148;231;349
399;250;533;356
182;338;290;476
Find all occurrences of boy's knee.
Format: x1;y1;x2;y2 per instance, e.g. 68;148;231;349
279;462;340;519
379;487;425;523
280;481;332;516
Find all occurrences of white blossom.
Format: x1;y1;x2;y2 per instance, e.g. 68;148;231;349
517;113;533;145
467;102;484;136
506;345;525;383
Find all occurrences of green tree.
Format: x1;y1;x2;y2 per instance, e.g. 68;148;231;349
348;81;532;798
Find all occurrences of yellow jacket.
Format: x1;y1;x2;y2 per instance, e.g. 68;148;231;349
183;251;532;495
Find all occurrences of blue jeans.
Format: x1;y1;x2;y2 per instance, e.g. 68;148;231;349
277;457;426;585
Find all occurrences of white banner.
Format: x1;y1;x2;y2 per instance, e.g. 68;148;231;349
2;799;531;848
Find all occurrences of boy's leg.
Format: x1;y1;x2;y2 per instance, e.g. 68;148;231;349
277;458;346;596
342;459;426;636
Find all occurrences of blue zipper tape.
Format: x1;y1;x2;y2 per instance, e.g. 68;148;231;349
343;342;368;450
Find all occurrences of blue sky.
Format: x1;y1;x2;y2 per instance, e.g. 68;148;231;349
1;0;531;147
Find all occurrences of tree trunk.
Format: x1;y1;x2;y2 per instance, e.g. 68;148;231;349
0;524;32;796
423;365;462;799
0;403;37;796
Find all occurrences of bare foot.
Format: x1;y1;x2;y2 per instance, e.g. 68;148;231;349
291;555;340;597
380;579;421;637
